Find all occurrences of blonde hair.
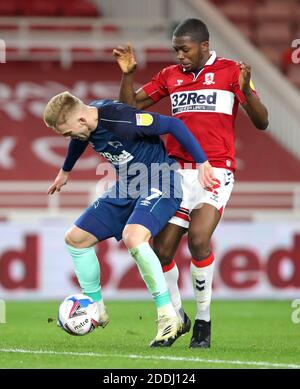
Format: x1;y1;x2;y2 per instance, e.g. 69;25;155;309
43;91;83;128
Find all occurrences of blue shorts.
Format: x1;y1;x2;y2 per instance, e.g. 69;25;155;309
75;172;182;241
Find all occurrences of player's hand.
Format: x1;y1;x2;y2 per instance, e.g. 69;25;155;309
113;44;137;74
238;61;252;94
47;169;69;195
198;161;217;189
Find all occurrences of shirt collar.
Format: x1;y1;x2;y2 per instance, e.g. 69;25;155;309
179;51;217;77
205;51;217;66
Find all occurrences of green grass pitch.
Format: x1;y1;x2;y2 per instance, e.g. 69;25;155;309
0;300;299;369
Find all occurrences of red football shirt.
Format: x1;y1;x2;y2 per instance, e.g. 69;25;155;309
142;51;251;172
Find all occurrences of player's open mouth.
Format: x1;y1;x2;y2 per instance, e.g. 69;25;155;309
181;63;192;71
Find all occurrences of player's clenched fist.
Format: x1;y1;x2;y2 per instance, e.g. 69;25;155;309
113;44;137;74
47;169;69;195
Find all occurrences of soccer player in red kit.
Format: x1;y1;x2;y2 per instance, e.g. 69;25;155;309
113;18;269;348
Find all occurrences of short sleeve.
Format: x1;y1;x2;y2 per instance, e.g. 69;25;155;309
141;68;170;102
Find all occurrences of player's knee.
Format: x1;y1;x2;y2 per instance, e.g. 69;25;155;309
122;224;151;249
188;231;211;260
65;226;91;248
152;242;173;267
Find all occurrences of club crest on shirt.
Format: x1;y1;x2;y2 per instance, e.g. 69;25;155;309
136;113;154;126
174;79;184;86
108;141;123;148
203;73;215;85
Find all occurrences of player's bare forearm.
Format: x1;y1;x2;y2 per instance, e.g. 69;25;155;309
119;72;138;106
242;90;269;130
238;62;269;130
113;44;154;109
119;73;154;110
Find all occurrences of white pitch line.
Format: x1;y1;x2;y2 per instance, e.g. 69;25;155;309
0;348;299;369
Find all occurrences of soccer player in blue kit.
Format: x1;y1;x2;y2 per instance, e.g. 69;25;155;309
44;91;215;347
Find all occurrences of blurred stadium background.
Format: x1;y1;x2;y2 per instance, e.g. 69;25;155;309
0;0;300;303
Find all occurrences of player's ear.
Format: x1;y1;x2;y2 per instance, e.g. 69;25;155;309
79;116;87;125
201;41;209;52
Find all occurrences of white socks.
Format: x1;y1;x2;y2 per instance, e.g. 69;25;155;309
162;260;184;321
161;255;215;323
190;254;215;322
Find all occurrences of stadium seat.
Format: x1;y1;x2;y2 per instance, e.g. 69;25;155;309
255;22;292;46
0;0;19;16
234;22;255;42
28;24;93;32
28;47;61;59
101;24;120;33
295;5;300;23
61;0;99;17
71;47;95;55
254;0;296;22
20;0;62;17
295;23;300;40
260;45;286;68
287;64;300;89
146;48;175;62
0;24;19;31
218;2;253;23
210;0;259;6
5;47;19;59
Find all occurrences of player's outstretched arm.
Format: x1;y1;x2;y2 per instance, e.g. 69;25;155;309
113;44;154;110
238;62;269;130
47;139;89;195
47;169;69;195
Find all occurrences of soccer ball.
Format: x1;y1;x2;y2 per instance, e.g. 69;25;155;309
58;294;100;336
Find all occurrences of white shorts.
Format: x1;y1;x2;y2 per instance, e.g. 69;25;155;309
169;167;234;228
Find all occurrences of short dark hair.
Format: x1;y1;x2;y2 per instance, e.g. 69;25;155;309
173;18;209;43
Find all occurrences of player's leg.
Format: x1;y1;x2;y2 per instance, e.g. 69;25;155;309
64;209;115;328
123;223;178;319
188;204;220;348
151;170;193;334
188;168;234;348
123;182;183;347
153;223;191;333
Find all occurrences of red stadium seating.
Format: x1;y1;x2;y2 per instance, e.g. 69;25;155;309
28;47;61;59
260;44;290;68
61;0;99;17
296;23;300;40
0;0;19;16
254;0;296;22
296;6;300;23
287;64;300;89
0;59;299;185
210;0;300;89
255;22;292;46
28;24;93;32
218;2;253;23
0;0;100;17
233;21;255;42
20;0;61;17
